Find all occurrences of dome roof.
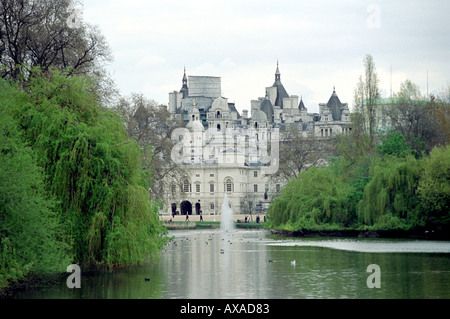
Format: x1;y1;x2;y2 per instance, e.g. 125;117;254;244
252;109;267;121
186;119;204;131
211;97;228;110
189;107;200;114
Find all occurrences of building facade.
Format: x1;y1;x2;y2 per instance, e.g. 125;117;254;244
161;63;351;217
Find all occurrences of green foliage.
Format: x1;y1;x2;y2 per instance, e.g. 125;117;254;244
21;70;168;266
377;130;412;157
0;89;71;291
417;146;450;231
0;69;168;291
267;160;355;230
269;62;449;235
358;155;422;229
103;185;168;267
267;141;449;235
344;156;372;220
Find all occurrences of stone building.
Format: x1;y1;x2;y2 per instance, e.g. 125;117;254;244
161;63;351;217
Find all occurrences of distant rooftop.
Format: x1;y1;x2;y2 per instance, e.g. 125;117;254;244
272;62;290;108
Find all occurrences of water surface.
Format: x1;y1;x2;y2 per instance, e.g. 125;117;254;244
13;229;450;299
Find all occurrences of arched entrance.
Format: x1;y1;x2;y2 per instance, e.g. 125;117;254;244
171;203;177;215
180;201;192;215
195;202;201;215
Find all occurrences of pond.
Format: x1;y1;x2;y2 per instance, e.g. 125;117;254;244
12;229;450;299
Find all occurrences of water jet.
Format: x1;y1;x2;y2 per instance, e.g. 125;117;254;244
220;193;234;234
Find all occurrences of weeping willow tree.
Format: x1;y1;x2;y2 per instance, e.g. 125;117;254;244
266;140;437;233
266;106;448;235
357;155;423;230
5;69;168;268
266;159;355;231
0;84;71;292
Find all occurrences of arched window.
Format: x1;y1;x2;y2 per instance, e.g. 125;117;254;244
217;124;221;132
226;179;233;193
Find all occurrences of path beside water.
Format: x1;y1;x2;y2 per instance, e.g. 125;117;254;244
161;213;264;223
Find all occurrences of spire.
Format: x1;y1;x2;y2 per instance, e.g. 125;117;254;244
275;60;281;82
332;86;337;96
182;66;188;87
180;66;189;98
271;60;289;108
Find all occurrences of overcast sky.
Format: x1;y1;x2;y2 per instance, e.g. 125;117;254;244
82;0;449;113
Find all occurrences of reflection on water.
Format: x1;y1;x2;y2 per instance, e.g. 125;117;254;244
13;229;450;299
